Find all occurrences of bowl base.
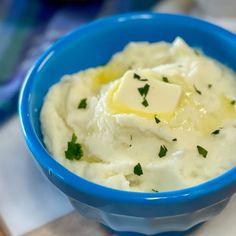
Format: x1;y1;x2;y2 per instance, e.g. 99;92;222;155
104;223;203;236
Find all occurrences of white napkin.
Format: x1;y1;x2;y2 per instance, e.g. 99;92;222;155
0;117;73;236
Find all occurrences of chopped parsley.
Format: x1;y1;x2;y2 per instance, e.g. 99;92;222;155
208;84;212;89
172;138;177;142
197;145;208;158
158;145;168;158
152;189;159;192
133;163;143;176
78;98;87;109
231;100;236;105
138;83;150;97
162;76;169;83
154;115;160;124
142;98;149;107
138;83;150;107
65;133;83;160
134;73;141;79
133;73;148;81
193;85;202;95
211;129;220;135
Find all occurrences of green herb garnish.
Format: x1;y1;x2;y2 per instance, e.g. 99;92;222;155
211;129;220;135
133;73;148;81
193;85;202;95
138;83;150;97
197;145;208;158
65;133;83;160
134;73;141;79
138;83;150;107
162;76;169;83
78;98;87;109
152;189;159;192
134;163;143;176
154;115;160;124
172;138;177;142
231;100;236;105
208;84;212;89
158;145;168;158
142;98;149;107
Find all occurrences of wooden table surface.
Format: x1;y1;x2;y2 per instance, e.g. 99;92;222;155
0;217;7;236
0;229;4;236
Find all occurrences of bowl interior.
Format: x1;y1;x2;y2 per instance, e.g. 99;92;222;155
20;13;236;200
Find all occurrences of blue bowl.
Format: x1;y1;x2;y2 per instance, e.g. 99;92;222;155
19;13;236;235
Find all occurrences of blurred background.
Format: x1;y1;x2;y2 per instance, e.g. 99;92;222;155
1;0;236;125
1;0;236;235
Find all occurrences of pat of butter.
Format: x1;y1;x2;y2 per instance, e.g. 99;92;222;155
112;70;182;114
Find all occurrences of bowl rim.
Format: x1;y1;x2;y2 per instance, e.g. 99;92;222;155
19;12;236;204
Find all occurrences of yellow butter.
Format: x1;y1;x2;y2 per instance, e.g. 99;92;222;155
112;70;182;114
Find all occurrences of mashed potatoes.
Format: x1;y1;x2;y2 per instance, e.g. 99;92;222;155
40;38;236;192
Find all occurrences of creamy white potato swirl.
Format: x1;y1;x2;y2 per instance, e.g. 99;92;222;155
41;38;236;192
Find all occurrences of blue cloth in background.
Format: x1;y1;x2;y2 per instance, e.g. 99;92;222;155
0;0;158;124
